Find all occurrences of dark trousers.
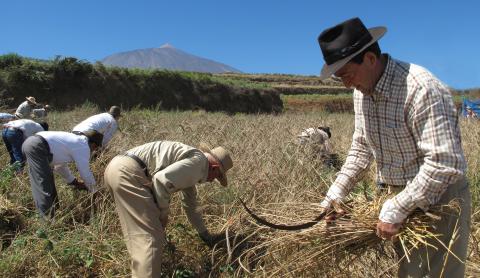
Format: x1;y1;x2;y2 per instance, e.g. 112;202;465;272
2;128;25;169
22;135;57;218
394;178;471;277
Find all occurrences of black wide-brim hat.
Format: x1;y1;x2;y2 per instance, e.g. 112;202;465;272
318;17;387;80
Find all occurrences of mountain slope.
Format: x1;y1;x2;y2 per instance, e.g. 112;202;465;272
100;44;241;73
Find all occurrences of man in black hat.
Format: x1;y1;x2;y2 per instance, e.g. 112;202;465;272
317;18;469;277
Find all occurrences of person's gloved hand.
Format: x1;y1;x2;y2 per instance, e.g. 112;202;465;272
198;231;225;248
68;178;88;191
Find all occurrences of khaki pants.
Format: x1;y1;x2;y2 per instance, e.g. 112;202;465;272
392;177;471;278
104;155;166;278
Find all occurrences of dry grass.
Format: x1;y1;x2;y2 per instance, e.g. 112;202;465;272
0;105;479;277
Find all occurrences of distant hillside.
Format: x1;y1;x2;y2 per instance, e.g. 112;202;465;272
100;44;241;73
0;54;281;114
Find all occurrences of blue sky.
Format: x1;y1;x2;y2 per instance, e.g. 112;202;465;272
1;0;479;89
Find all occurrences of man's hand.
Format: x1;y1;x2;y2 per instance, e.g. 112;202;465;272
199;231;225;248
376;221;402;240
321;200;346;223
68;178;88;191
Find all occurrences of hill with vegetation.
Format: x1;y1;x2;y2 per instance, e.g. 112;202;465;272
0;54;280;114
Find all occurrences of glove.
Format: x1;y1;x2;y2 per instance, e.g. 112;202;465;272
198;231;225;248
68;178;88;191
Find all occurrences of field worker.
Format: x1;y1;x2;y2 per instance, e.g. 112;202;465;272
297;126;340;169
0;112;16;123
15;96;38;119
466;106;477;119
2;119;49;171
72;106;121;147
317;18;469;277
22;130;103;219
32;104;50;119
297;126;331;145
104;141;233;278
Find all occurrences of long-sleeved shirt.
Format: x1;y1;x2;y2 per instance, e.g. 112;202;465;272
15;101;34;119
0;113;16;123
4;119;44;139
128;141;209;233
37;131;97;192
297;127;330;145
32;108;47;119
72;113;118;146
323;55;466;224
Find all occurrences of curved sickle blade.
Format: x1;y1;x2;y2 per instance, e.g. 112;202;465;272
239;198;327;231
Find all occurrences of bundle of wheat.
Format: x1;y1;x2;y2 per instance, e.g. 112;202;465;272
230;195;462;277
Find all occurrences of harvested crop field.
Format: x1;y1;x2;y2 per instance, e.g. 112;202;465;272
0;105;479;277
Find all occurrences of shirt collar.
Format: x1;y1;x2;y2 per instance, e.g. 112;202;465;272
374;54;396;99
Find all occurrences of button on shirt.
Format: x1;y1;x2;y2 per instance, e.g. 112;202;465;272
72;113;118;146
128;141;209;232
323;55;466;223
5;119;44;139
15;101;33;119
37;131;97;192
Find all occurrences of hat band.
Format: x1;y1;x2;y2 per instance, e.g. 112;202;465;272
324;33;372;65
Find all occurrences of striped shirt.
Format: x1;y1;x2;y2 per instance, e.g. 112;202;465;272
324;55;466;223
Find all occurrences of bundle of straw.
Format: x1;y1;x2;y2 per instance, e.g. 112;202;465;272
231;195;462;277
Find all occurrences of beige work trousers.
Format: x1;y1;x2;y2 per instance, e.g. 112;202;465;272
104;155;166;278
392;177;471;278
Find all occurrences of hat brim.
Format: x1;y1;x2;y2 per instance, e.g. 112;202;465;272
319;26;387;80
216;173;228;187
211;153;228;187
26;97;38;105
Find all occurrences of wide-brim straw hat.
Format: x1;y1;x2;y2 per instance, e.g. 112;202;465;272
208;146;233;187
25;96;38;105
318;17;386;80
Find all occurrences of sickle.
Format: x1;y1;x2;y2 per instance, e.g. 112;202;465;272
239;198;328;231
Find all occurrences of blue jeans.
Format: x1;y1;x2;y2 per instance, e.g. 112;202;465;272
2;128;25;169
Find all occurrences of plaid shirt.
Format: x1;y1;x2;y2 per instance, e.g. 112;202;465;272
324;55;466;223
